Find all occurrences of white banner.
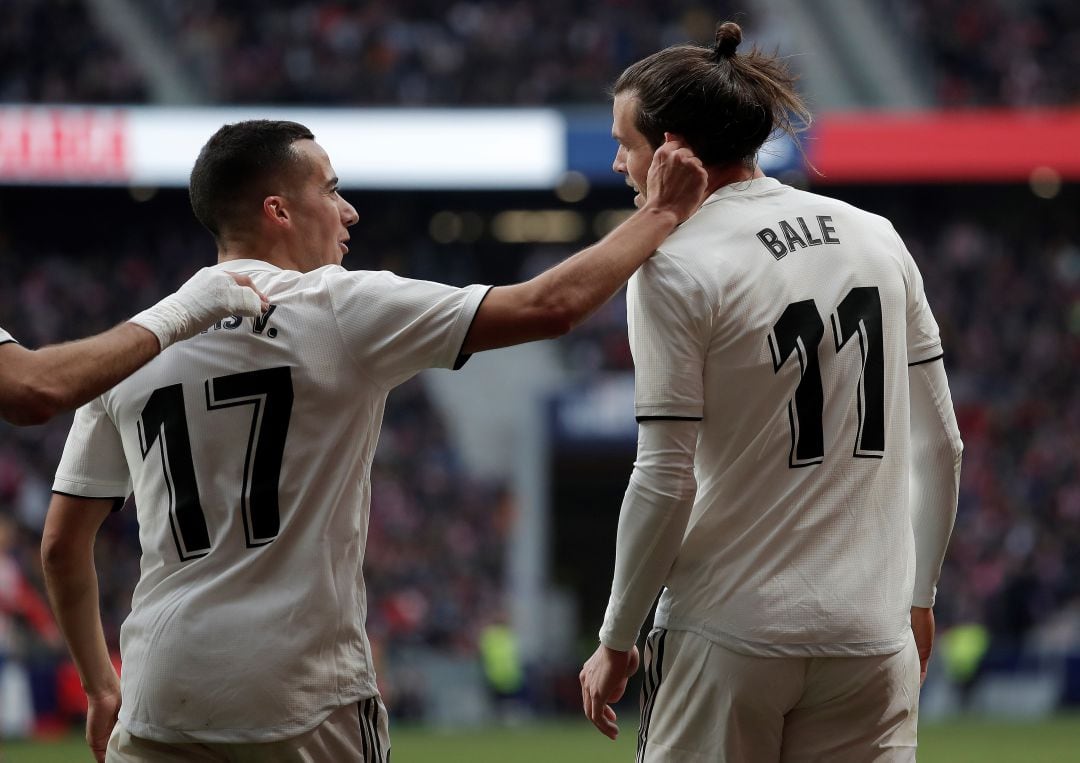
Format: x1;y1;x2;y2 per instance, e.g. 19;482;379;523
0;106;566;189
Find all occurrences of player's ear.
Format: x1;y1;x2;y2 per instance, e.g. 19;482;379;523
263;196;290;227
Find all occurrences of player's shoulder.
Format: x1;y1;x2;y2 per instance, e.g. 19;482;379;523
670;178;894;242
256;264;386;305
636;246;712;306
317;264;408;291
784;186;897;233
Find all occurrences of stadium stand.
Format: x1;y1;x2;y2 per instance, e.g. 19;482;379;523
0;0;147;104
141;0;773;106
7;0;1077;108
883;0;1080;107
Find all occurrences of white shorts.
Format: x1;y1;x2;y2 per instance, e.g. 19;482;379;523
636;628;920;763
106;696;391;763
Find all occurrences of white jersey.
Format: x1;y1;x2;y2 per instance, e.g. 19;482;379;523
630;177;942;657
53;259;490;743
0;326;14;344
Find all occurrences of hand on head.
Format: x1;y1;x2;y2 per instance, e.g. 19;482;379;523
643;133;709;222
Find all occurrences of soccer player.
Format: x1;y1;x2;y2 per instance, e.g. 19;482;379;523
41;119;708;762
579;22;963;762
0;271;266;426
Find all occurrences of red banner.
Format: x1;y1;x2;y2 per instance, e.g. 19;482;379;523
0;108;128;182
810;109;1080;183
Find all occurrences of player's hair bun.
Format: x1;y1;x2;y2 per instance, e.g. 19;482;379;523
714;21;742;60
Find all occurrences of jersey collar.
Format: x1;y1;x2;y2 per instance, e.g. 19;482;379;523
702;176;784;207
210;258;284;272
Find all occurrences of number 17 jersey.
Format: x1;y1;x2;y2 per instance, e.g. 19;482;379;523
53;259;490;743
630;177;942;657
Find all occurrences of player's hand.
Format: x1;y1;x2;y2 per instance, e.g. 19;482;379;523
129;268;269;350
85;686;121;763
223;272;271;314
580;643;640;740
911;606;935;686
641;133;709;223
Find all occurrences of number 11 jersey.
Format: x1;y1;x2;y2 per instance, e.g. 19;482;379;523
628;177;942;657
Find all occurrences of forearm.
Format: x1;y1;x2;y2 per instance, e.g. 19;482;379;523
910;361;963;607
43;553;118;697
531;205;681;329
600;420;697;651
460;138;706;354
0;269;265;426
42;496;121;698
461;206;681;353
600;477;694;650
13;323;158;424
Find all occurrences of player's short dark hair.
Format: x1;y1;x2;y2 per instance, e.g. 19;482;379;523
613;21;810;167
189;120;315;240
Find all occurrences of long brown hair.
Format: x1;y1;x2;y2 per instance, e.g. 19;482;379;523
613;21;810;167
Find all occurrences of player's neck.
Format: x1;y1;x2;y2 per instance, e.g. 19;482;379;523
217;239;303;271
704;163;758;196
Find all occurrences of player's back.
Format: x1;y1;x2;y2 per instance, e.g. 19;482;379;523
633;178;942;657
56;259;487;742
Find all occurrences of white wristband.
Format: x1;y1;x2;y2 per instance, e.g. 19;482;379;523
129;268;264;350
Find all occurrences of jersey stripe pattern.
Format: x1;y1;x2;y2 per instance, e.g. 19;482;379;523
636;628;668;762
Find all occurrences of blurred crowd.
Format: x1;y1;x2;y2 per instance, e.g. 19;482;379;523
885;0;1080;107
0;0;146;103
147;0;748;106
915;209;1080;650
5;0;1077;109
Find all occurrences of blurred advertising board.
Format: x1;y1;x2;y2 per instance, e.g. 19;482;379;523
0;106;564;188
1;105;1077;187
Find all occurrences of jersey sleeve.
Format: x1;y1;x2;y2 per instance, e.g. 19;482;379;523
326;270;491;389
0;326;15;345
895;231;943;365
53;397;131;508
628;253;711;421
909;360;962;607
599;418;698;651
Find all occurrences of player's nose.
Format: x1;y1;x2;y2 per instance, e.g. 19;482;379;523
341;199;359;227
612;146;626;175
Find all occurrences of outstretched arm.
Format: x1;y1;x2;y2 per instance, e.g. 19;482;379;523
0;323;158;426
461;135;708;354
41;494;119;763
0;270;266;425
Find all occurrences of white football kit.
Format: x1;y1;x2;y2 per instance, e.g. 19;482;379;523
53;259;489;744
604;176;954;653
0;327;14;344
599;178;962;760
